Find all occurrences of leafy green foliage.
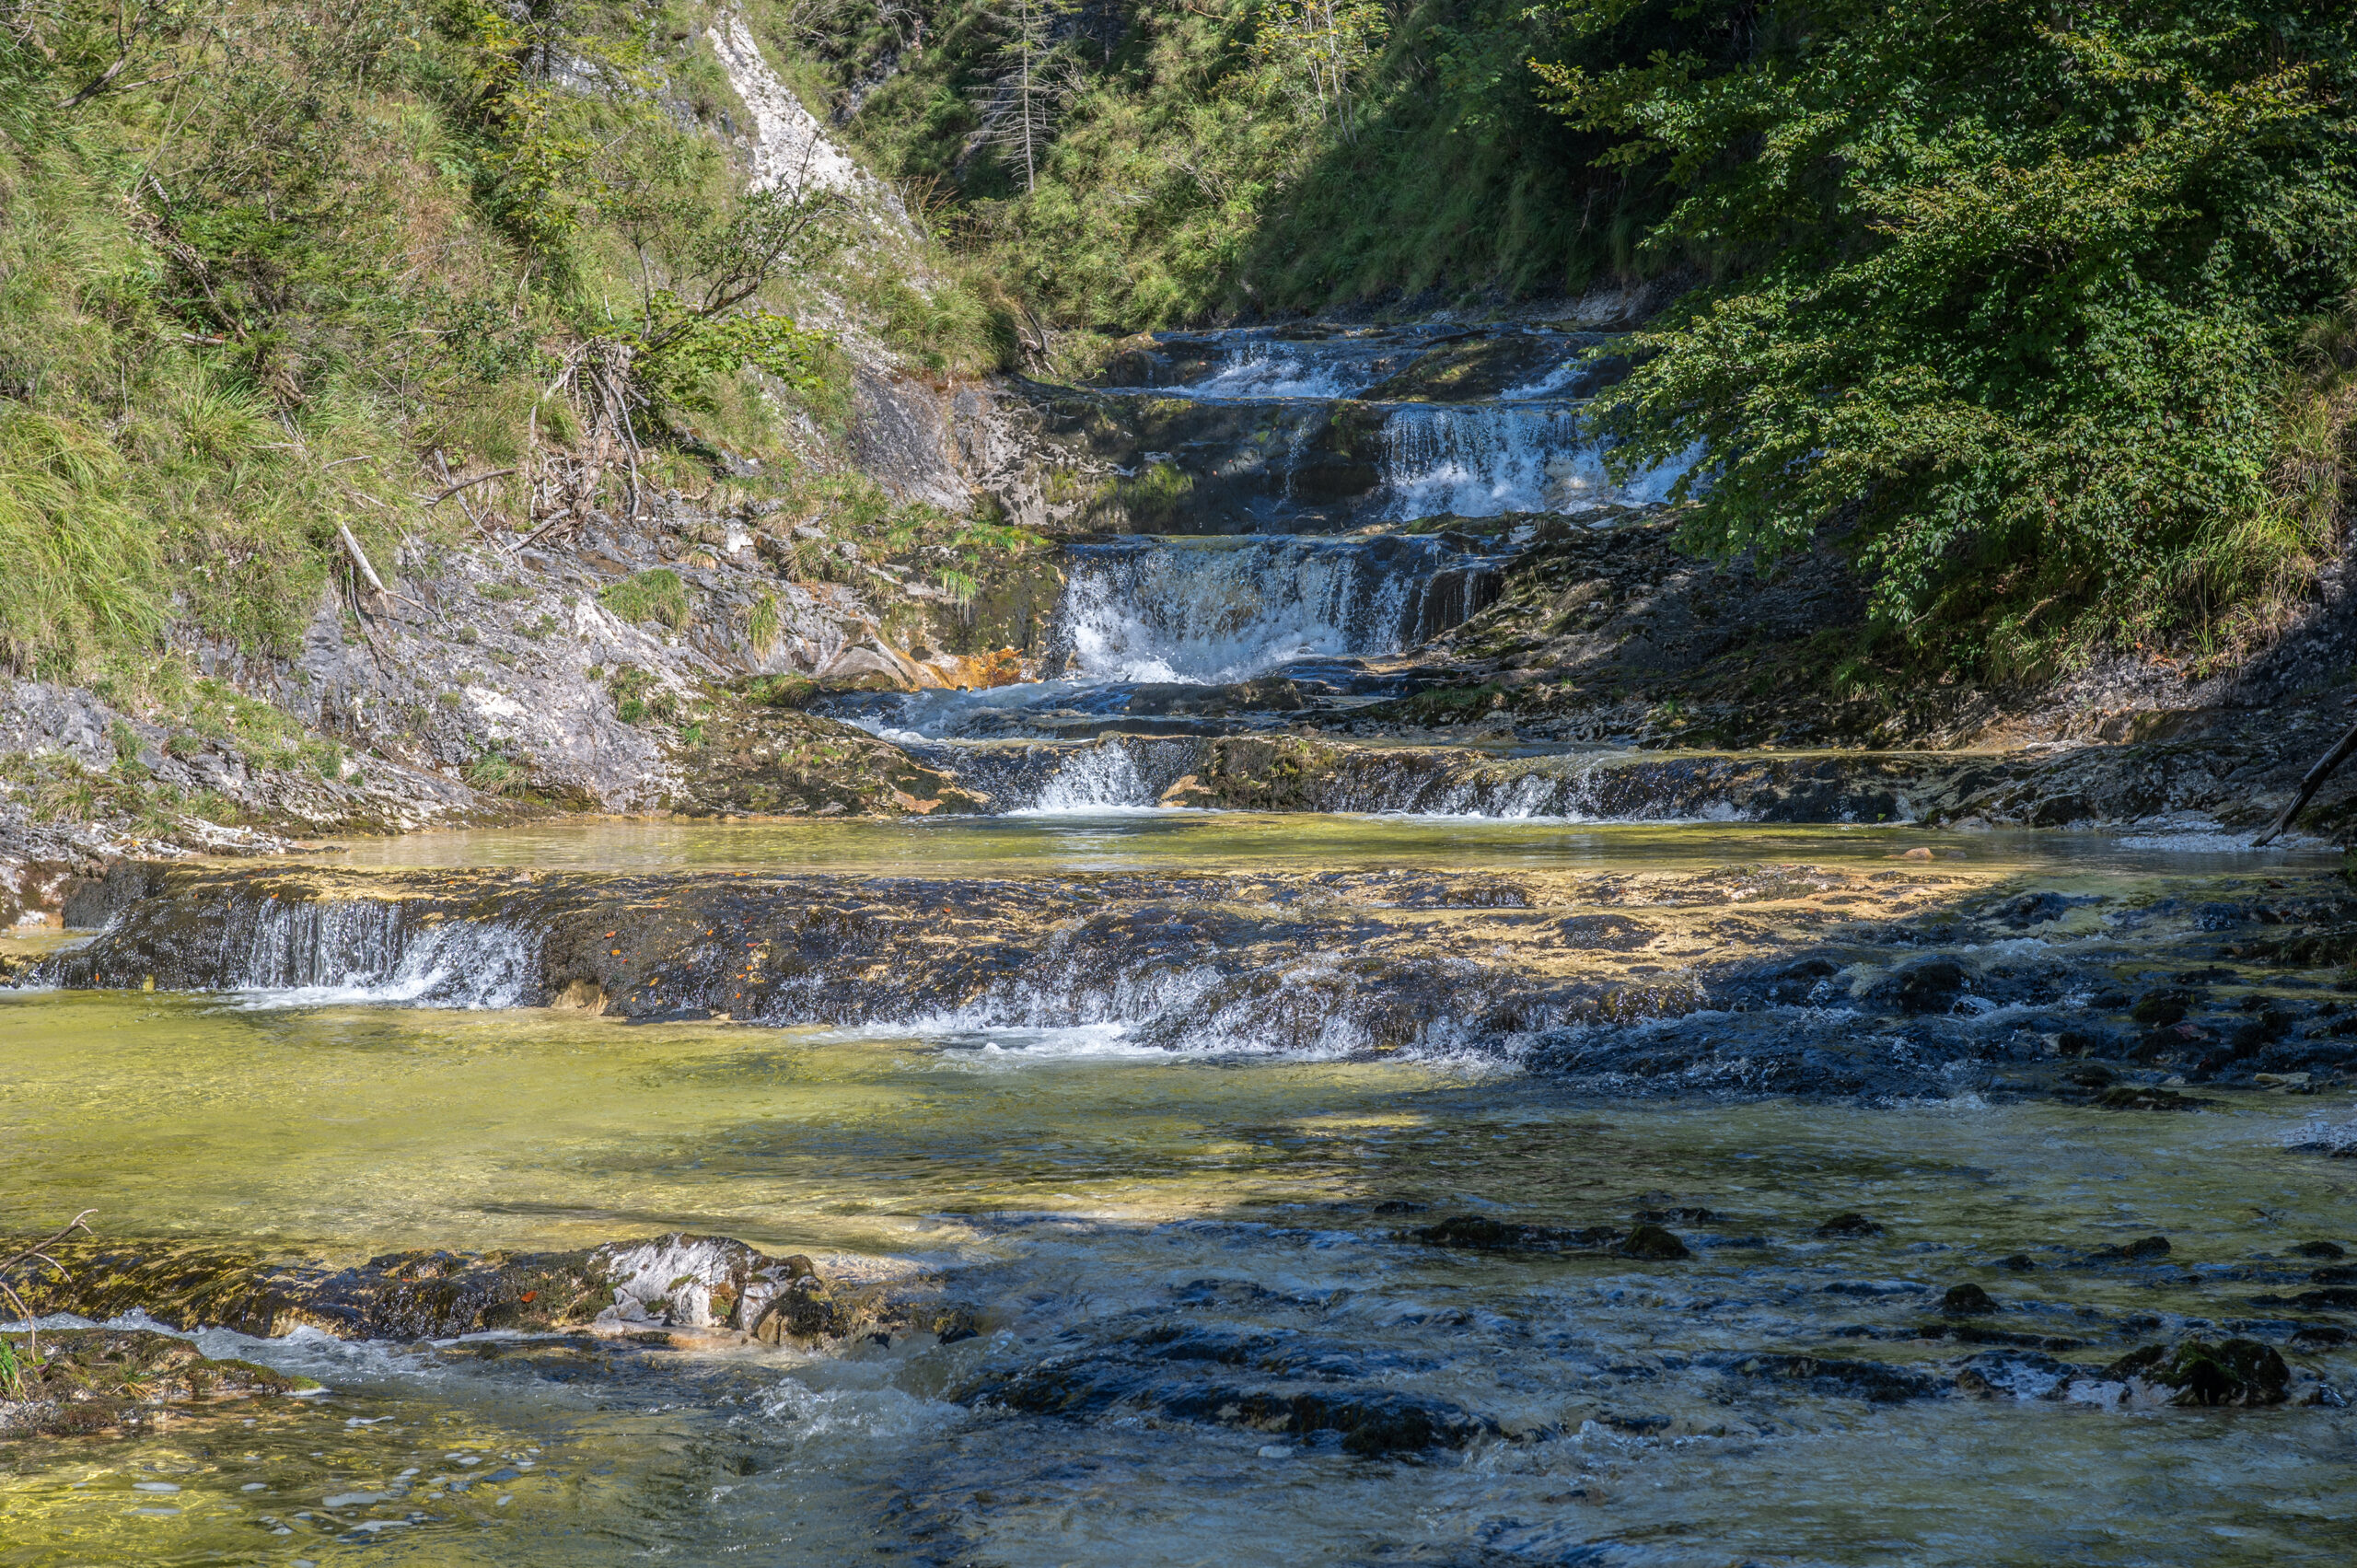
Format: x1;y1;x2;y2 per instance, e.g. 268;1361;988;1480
831;0;1634;325
1537;0;2357;669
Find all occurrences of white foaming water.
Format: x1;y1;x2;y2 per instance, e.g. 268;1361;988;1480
1017;743;1160;812
1496;360;1586;401
1156;336;1405;401
217;900;538;1009
1377;404;1696;518
1054;536;1481;685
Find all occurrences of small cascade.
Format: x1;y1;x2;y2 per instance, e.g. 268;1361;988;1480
52;888;540;1005
901;737;1204;810
1376;405;1692;518
1040;321;1698;529
1021;738;1176;812
830;533;1507;748
1050;535;1505;685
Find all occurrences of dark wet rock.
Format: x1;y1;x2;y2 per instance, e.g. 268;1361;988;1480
965;1350;1497;1454
2093;1086;2212;1111
2089;1236;2174;1263
1632;1205;1721;1224
1409;1215;1621;1252
2292;1324;2352;1349
1614;1225;1691;1260
1942;1283;1999;1316
2311;1265;2357;1285
1890;958;1968;1015
0;1329;315;1438
2131;992;2194;1028
2293;1241;2349;1260
1816;1214;1885;1239
2293;1286;2357;1309
2102;1340;2292;1407
1727;1353;1946;1402
1998;1253;2038;1272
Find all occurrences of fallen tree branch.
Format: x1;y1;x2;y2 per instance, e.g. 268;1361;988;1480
424;468;516;507
2254;715;2357;846
1;1210;97;1368
335;519;389;596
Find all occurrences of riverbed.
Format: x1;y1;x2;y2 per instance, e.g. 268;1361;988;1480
4;817;2353;1564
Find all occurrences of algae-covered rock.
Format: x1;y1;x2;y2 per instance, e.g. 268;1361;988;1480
2101;1340;2292;1407
0;1328;314;1438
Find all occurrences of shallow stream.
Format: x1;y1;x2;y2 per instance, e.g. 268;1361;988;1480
6;322;2355;1563
5;819;2355;1564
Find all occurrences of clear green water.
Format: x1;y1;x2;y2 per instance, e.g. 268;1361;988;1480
310;811;2305;877
2;821;2353;1565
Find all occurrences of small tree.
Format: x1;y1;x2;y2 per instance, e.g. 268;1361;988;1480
968;0;1078;194
1251;0;1389;142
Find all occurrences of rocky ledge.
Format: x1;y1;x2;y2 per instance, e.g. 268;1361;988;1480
33;858;2357;1098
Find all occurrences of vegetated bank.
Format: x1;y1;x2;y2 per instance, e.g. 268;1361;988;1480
3;0;2357;931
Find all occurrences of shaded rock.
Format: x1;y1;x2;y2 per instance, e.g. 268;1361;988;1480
1815;1213;1885;1238
2293;1240;2348;1260
1728;1353;1945;1402
1614;1225;1691;1260
2101;1340;2291;1407
2090;1236;2174;1263
1942;1283;1998;1315
1891;958;1968;1015
2293;1286;2357;1309
1997;1253;2037;1272
2291;1324;2351;1349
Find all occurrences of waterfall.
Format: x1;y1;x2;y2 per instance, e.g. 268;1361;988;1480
1376;405;1693;518
83;892;544;1006
1050;535;1504;685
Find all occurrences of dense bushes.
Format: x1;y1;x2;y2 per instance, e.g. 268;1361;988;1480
1543;0;2357;671
835;0;2356;674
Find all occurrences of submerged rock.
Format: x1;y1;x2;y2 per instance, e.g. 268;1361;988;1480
1408;1215;1623;1252
2088;1236;2174;1263
1941;1283;1999;1315
1728;1353;1947;1403
964;1338;1500;1456
0;1329;315;1438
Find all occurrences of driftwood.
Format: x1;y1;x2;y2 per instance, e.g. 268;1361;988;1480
2253;716;2357;846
